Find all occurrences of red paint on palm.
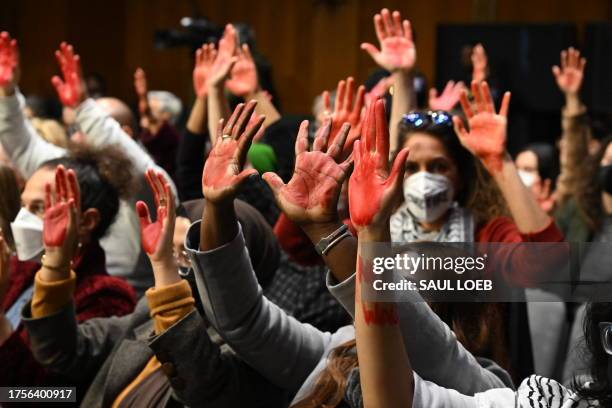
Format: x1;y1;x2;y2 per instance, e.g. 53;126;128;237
361;9;416;72
51;42;84;108
137;201;166;255
325;77;365;158
454;81;511;174
202;140;243;189
193;44;216;97
0;32;18;88
226;44;258;97
43;202;70;247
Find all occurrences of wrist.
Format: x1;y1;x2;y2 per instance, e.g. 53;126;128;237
357;225;391;243
302;221;344;244
151;258;181;288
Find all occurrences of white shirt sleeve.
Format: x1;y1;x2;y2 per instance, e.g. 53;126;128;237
0;92;66;178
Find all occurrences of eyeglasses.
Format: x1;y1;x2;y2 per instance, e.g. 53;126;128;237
599;322;612;355
401;111;453;129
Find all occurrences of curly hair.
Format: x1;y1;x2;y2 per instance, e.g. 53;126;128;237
39;142;136;240
575;137;611;232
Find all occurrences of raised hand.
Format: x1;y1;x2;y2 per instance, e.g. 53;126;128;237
453;81;511;173
263;120;352;225
364;76;393;107
193;43;216;97
471;43;488;83
349;99;409;233
207;25;239;90
361;8;416;72
42;165;80;273
51;42;86;107
137;169;177;274
428;80;465;111
552;47;586;95
134;67;149;114
531;178;556;213
322;77;365;159
202;101;265;203
226;44;258;97
0;32;19;95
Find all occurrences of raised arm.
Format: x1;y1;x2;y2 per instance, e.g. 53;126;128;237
206;25;238;144
51;42;163;179
552;47;589;205
0;32;65;177
361;9;416;156
350;100;413;408
454;81;551;234
189;101;332;392
227;43;281;127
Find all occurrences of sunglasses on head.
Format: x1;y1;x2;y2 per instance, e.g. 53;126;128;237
401;111;453;129
600;322;612;355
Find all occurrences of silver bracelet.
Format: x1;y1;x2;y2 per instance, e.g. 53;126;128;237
315;224;353;255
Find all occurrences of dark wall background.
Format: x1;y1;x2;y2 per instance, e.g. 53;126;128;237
1;0;610;116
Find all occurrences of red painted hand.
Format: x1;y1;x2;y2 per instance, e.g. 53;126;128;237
263;119;352;225
207;25;239;89
226;44;258;97
349;99;409;233
137;169;176;266
51;42;86;108
428;80;465;111
531;178;556;213
552;47;586;95
202;101;264;203
0;32;18;92
364;76;393;107
471;43;488;83
322;77;365;160
193;43;216;97
361;9;416;72
453;81;511;173
43;165;80;268
134;67;148;111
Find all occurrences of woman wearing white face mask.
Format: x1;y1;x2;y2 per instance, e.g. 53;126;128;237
0;143;136;389
515;143;559;214
390;81;565;381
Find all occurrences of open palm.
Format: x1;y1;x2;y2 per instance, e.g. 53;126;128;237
263;120;351;225
361;9;415;72
202;101;264;203
454;81;511;173
552;47;586;95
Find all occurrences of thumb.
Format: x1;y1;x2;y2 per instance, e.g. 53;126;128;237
360;43;380;60
136;201;152;230
551;65;561;79
51;75;64;92
429;88;438;101
232;168;259;186
262;172;285;196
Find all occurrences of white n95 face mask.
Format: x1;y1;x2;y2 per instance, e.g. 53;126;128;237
10;207;44;262
517;169;536;188
403;172;454;223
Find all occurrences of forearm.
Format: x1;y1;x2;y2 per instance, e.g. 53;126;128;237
207;85;231;145
355;232;413;408
186;96;207;135
390;71;414;155
200;200;239;251
302;221;358;283
246;90;280;127
491;156;550;233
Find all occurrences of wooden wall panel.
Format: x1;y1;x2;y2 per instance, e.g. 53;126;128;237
1;0;610;115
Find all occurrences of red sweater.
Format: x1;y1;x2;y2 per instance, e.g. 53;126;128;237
0;241;136;387
274;214;564;286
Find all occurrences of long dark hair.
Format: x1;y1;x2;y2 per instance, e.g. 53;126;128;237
575;302;612;405
0;163;20;249
397;115;508;225
40;143;135;240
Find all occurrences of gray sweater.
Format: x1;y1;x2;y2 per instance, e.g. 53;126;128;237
185;221;512;405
